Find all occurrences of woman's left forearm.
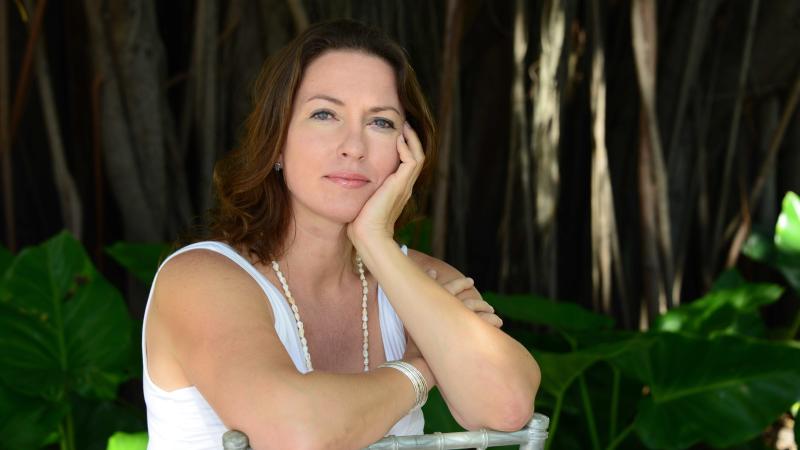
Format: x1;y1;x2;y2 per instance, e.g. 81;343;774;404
355;236;541;430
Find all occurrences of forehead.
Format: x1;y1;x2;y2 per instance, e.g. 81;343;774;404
296;50;400;105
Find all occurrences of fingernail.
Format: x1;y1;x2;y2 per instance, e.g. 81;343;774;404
466;277;474;284
427;269;437;278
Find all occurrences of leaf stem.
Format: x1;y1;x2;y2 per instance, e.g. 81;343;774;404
579;375;601;450
544;394;564;450
58;407;76;450
609;366;621;441
606;422;635;450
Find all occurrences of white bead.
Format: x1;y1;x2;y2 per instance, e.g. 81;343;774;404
363;330;369;337
363;350;369;357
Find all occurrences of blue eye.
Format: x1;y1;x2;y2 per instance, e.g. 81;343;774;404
311;110;335;120
372;118;395;129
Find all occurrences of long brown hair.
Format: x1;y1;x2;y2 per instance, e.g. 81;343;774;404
206;19;437;263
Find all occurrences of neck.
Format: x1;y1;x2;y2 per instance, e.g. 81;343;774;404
276;212;356;292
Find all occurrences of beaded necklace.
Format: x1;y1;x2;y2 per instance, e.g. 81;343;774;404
270;256;370;372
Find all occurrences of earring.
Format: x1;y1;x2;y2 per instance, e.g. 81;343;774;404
274;162;283;172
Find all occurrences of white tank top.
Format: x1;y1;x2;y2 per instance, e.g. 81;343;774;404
142;241;424;449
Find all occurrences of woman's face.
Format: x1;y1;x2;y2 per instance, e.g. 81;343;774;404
281;50;404;227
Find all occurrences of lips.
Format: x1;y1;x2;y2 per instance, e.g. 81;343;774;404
324;172;370;188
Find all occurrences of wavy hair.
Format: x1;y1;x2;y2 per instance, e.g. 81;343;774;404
205;19;437;263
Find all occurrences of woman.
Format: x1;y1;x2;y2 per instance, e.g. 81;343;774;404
142;19;540;449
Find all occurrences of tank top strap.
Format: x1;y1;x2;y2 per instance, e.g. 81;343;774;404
377;244;409;362
142;241;308;374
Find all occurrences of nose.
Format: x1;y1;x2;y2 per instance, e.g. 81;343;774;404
337;126;367;160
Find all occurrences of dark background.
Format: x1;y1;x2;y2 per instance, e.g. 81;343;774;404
3;0;800;332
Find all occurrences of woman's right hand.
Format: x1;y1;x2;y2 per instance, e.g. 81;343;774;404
426;269;503;328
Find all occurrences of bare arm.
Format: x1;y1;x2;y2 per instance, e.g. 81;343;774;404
150;250;434;449
345;121;540;431
357;241;541;431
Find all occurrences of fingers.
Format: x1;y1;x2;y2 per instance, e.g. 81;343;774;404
462;297;494;313
395;123;423;183
402;122;425;163
441;277;475;296
477;312;503;328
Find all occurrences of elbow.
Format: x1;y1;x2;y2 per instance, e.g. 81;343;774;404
484;361;541;432
483;396;535;431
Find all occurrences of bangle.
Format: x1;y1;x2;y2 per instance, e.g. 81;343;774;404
378;361;429;411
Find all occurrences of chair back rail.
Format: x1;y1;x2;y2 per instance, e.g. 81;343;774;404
222;413;549;450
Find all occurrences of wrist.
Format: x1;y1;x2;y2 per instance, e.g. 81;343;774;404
350;233;397;267
406;356;436;390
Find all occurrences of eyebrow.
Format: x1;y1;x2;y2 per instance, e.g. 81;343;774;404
306;94;402;116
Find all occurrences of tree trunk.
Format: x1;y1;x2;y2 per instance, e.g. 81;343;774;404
632;0;671;326
531;0;566;299
0;0;13;251
23;0;83;239
431;0;465;259
83;0;169;242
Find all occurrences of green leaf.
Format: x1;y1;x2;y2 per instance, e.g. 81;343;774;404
533;336;648;397
0;246;12;277
608;333;800;449
106;432;148;450
396;218;432;255
484;292;614;333
422;387;463;434
775;192;800;294
72;397;146;450
742;228;776;264
0;232;133;403
653;282;783;338
776;192;800;254
710;269;747;291
105;242;170;285
0;382;64;450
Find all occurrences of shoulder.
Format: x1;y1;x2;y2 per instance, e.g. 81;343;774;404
153;247;274;323
157;247;253;292
406;248;467;284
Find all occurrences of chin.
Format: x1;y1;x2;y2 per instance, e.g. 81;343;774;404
313;201;365;225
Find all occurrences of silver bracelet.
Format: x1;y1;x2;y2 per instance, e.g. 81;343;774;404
379;361;429;411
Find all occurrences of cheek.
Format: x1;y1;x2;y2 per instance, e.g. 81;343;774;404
368;135;401;180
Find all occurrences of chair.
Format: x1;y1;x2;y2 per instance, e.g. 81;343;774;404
222;413;549;450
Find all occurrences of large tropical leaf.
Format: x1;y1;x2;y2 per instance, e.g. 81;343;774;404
0;383;63;450
484;293;614;333
775;191;800;293
608;333;800;449
0;231;133;403
105;242;170;285
532;336;647;397
72;397;147;450
0;246;12;276
653;282;783;338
